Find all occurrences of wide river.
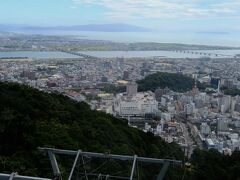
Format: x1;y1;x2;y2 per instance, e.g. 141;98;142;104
0;51;79;59
0;50;240;59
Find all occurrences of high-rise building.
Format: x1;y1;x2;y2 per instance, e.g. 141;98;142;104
20;70;36;80
200;123;211;136
217;118;228;132
123;71;129;80
126;82;138;97
191;79;199;96
117;57;124;71
218;96;231;114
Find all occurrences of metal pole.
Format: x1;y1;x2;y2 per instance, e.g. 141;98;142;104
130;155;137;180
68;150;81;180
77;173;129;179
47;151;61;177
82;156;89;180
9;172;17;180
0;173;51;180
156;162;170;180
97;174;102;180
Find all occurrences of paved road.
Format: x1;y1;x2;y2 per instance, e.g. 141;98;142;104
180;122;195;158
187;122;204;150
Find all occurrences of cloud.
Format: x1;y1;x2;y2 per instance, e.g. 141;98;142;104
72;0;240;20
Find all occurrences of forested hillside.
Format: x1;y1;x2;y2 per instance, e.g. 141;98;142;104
0;82;183;179
137;72;195;92
1;82;240;180
189;149;240;180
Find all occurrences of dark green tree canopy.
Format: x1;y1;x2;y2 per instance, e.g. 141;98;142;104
137;72;195;92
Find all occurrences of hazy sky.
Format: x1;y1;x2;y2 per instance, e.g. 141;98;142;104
1;0;240;33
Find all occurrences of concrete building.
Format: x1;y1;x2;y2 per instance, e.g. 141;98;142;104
184;103;195;115
200;123;211;136
218;96;231;114
115;91;158;117
161;113;171;121
20;70;36;80
217;118;228;132
126;82;138;97
206;138;215;149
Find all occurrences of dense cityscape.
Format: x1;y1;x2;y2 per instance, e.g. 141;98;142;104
1;45;240;158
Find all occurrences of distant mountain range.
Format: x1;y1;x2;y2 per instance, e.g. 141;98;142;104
0;23;151;32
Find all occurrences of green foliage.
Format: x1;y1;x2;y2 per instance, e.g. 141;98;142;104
137;72;195;92
0;82;184;179
186;149;240;180
224;88;240;96
81;92;101;101
100;84;126;94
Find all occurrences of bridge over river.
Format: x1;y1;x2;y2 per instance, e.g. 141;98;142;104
57;49;99;59
174;50;233;58
56;49;238;59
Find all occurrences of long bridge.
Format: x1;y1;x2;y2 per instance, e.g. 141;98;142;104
173;50;233;58
56;49;237;59
57;49;99;59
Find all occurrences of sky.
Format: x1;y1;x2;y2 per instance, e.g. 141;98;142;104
0;0;240;45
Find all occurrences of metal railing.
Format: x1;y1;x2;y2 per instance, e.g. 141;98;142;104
0;173;51;180
39;147;182;180
0;148;182;180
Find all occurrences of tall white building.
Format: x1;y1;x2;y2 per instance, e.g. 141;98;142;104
218;96;231;114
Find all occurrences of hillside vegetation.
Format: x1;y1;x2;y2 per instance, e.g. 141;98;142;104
0;82;183;179
137;72;195;92
190;149;240;180
1;82;240;180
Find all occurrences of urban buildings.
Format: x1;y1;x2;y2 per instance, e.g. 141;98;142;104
1;53;240;155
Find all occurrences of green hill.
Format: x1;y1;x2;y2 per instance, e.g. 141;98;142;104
137;72;195;92
0;82;183;179
1;82;240;180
